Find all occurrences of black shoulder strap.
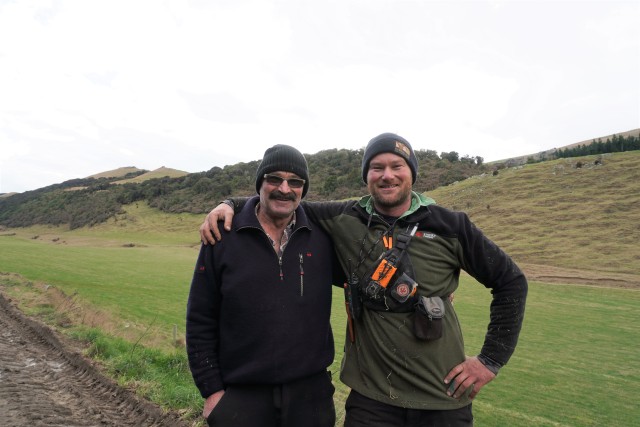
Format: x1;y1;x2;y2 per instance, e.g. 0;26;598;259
394;224;418;256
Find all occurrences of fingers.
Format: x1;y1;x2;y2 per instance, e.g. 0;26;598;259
444;357;495;400
223;213;233;234
444;362;468;399
218;204;234;230
199;212;224;245
199;221;217;245
468;383;480;400
208;213;222;242
199;203;235;245
199;224;211;245
444;362;464;385
446;372;477;399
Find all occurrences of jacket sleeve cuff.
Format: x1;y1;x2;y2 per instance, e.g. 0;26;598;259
477;353;502;375
197;378;225;399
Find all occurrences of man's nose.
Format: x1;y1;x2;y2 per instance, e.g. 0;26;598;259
278;180;292;191
380;167;394;179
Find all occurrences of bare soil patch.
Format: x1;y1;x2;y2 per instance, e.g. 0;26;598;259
0;294;188;427
520;263;640;289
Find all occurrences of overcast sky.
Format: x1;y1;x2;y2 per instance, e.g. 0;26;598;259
1;0;638;194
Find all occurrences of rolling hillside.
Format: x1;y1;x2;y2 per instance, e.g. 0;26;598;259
87;166;147;179
1;150;639;426
4;151;637;288
491;127;640;166
114;167;189;184
428;151;640;287
1;130;638;286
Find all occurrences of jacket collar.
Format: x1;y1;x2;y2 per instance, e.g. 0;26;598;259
357;191;436;219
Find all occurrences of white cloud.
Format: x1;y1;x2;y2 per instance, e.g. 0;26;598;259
0;0;638;194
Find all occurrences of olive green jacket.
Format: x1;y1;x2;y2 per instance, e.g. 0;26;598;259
302;192;527;409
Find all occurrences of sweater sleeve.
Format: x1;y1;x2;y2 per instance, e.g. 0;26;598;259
227;197;249;212
186;244;225;398
457;213;528;368
301;200;356;234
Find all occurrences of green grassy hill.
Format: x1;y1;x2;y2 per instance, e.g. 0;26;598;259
428;151;640;287
1;150;639;426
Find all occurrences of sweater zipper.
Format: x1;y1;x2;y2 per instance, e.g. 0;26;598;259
255;225;306;285
299;253;304;296
277;226;303;283
254;225;283;281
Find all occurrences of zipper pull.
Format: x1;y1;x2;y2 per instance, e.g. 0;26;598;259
299;253;304;296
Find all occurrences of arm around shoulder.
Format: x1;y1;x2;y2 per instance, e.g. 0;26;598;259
200;198;249;245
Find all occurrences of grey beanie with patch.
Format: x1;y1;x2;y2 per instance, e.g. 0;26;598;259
361;132;418;184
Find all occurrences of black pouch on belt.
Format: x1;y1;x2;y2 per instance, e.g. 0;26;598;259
413;295;445;341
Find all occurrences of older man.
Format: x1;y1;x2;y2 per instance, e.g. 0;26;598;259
187;144;344;427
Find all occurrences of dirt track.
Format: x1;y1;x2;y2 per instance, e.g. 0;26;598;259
0;294;188;427
520;263;640;289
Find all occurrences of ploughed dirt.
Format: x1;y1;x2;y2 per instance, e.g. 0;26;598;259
0;294;189;427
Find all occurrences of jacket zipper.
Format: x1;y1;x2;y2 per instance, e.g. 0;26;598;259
299;253;304;296
249;225;307;288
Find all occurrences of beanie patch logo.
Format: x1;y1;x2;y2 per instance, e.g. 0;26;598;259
394;141;411;159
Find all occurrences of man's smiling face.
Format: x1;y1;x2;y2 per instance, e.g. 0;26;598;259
258;171;303;220
366;152;413;216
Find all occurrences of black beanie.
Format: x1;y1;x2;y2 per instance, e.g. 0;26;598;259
361;133;418;184
256;144;310;197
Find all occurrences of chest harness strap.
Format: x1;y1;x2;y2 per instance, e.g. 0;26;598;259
364;224;418;300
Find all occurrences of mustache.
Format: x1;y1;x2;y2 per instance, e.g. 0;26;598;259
269;191;297;201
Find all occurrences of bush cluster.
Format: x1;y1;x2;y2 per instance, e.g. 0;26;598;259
1;148;487;229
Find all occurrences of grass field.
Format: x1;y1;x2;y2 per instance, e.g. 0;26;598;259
328;276;640;426
1;220;639;425
1;152;639;425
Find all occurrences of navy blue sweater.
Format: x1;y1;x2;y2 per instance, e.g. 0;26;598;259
186;196;344;398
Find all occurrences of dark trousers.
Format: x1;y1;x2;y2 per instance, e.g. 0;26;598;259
344;390;473;427
206;371;335;427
